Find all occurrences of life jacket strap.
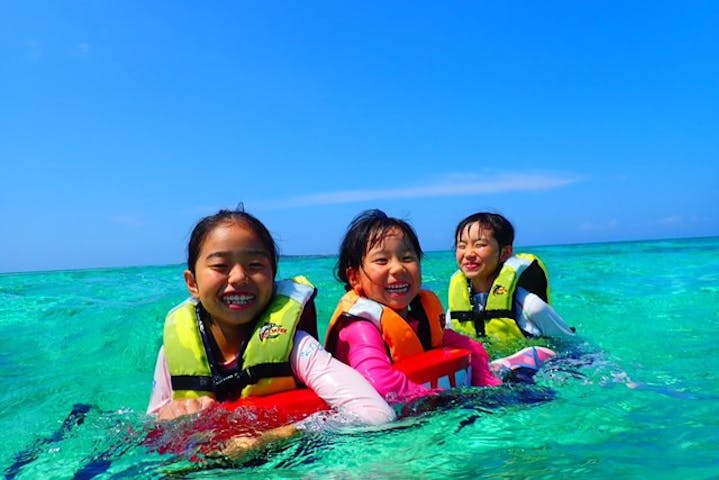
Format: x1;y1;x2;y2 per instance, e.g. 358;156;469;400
450;310;484;336
450;309;515;337
170;362;294;397
171;374;213;392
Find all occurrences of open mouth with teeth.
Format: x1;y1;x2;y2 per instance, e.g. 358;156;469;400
385;283;410;295
222;293;256;309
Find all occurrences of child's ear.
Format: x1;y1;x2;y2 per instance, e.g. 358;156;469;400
184;270;200;298
346;267;362;293
500;245;513;262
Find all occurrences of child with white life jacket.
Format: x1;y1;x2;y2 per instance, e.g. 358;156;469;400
324;209;555;405
447;211;575;353
147;209;395;457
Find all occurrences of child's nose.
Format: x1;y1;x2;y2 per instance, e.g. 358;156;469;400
389;258;406;273
228;264;248;285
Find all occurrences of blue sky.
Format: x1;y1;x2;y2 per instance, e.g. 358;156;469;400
1;1;717;273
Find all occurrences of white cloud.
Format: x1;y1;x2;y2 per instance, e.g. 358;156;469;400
579;219;619;231
113;215;146;228
258;172;582;209
657;215;683;225
73;42;91;58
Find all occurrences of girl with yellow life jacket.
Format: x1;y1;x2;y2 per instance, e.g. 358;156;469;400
146;209;395;457
448;212;575;353
324;209;553;404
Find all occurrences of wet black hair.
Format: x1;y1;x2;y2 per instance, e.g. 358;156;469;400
454;212;515;249
186;209;279;277
335;209;423;290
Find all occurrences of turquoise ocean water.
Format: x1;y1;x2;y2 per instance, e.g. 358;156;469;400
1;237;718;479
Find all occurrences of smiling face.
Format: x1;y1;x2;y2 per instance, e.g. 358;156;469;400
455;221;513;293
347;227;421;314
184;220;274;330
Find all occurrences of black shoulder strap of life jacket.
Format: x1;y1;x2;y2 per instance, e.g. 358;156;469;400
517;259;550;303
408;295;433;351
296;292;319;340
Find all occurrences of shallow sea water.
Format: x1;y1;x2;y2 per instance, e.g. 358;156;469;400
1;237;717;479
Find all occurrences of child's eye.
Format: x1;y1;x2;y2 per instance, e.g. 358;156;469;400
248;260;268;270
372;257;388;265
402;254;418;262
209;263;228;272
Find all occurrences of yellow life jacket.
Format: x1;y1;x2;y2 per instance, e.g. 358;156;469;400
448;253;550;342
163;276;316;401
325;289;445;363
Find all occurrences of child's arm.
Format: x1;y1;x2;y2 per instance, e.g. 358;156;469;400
221;424;299;459
146;347;216;420
221;331;397;460
442;329;502;386
516;288;575;337
147;347;172;415
291;330;396;424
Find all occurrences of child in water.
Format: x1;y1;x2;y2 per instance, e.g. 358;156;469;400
324;209;554;404
147;209;395;455
447;211;575;347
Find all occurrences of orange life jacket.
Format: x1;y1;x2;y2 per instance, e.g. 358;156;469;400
325;289;445;363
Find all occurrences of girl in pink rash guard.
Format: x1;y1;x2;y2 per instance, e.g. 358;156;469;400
324;209;555;405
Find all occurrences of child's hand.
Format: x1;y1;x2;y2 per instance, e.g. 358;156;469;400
220;435;262;459
220;424;299;459
157;396;216;420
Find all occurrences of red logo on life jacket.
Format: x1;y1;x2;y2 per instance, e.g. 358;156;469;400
258;322;288;341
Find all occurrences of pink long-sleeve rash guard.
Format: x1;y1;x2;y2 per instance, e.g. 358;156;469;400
334;321;429;403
